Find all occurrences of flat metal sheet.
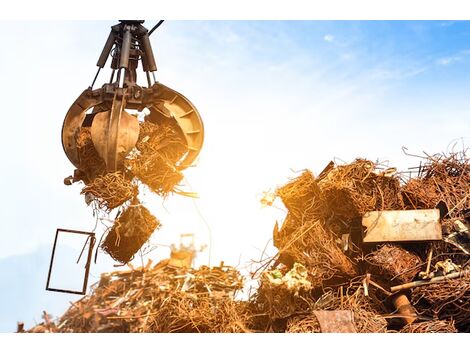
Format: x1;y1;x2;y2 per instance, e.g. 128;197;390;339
362;209;442;243
313;310;356;333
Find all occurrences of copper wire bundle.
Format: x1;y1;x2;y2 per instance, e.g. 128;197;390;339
365;244;423;284
285;284;388;333
402;151;470;219
29;263;249;333
153;294;251;333
276;170;327;222
75;127;107;182
411;270;470;327
274;170;329;250
313;286;388;333
125;120;188;197
81;171;138;211
318;159;404;221
400;320;458;333
101;202;160;263
277;220;357;286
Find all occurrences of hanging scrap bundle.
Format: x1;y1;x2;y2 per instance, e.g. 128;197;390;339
124;120;188;197
101;201;160;263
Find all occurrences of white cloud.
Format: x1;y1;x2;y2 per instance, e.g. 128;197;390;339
323;34;334;42
437;56;462;66
368;66;428;81
438;21;456;28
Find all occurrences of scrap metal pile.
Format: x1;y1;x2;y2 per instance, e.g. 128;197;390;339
28;149;469;333
28;261;250;333
252;150;470;333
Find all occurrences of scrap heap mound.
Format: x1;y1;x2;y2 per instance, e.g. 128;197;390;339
69;119;190;263
28;261;250;333
251;150;470;333
29;149;469;333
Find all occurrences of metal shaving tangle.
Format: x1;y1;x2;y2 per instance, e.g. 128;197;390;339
402;151;470;220
125;120;188;197
318;159;404;221
365;244;422;284
412;270;470;328
81;172;137;211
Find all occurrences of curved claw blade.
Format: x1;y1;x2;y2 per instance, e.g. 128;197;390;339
90;93;139;171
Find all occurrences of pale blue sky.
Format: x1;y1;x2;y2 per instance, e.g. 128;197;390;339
0;20;469;331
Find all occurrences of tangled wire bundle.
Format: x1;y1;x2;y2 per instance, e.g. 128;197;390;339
101;202;160;263
276;170;327;222
402;151;470;221
366;244;423;284
400;319;458;333
81;172;138;211
318;159;404;221
277;220;357;286
75;127;107;183
313;287;388;333
285;283;388;333
412;270;470;328
154;294;251;333
125;120;188;197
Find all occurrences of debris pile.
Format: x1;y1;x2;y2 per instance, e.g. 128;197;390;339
29;149;469;333
254;150;470;333
28;262;249;333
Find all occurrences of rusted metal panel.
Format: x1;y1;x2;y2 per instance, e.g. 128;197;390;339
362;209;442;243
312;310;356;333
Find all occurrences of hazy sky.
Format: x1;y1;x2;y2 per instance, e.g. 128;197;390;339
1;20;470;330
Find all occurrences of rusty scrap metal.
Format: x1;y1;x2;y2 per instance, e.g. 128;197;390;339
392;294;417;325
366;244;423;284
32;262;247;333
313;310;356;333
362;209;442;243
391;269;469;292
35;148;470;332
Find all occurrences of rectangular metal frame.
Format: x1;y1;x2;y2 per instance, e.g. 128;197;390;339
46;228;96;295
